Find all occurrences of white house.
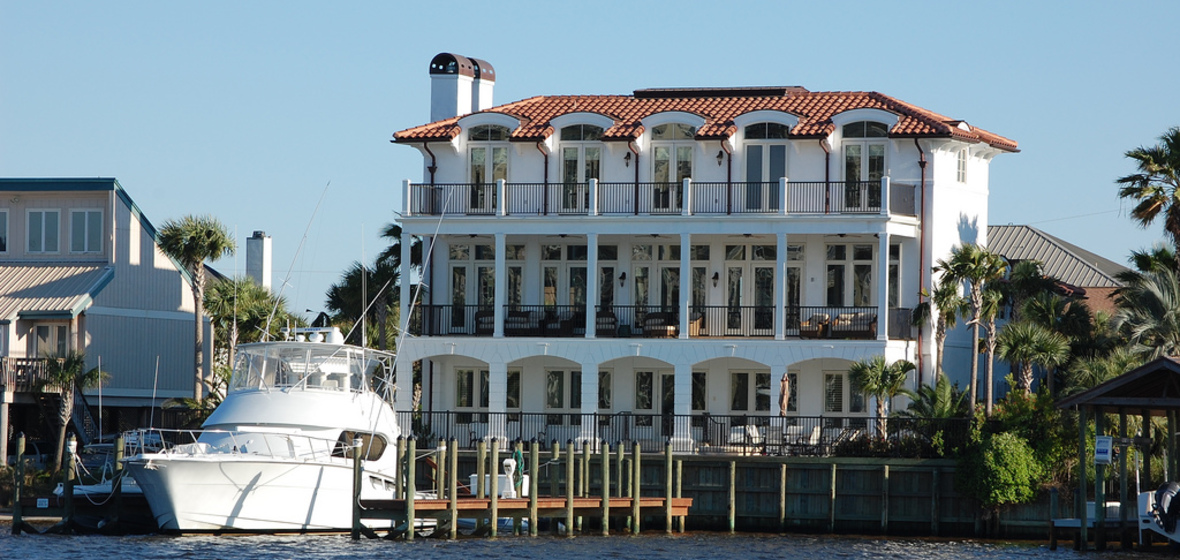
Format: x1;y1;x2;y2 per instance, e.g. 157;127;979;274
389;54;1017;451
0;178;212;458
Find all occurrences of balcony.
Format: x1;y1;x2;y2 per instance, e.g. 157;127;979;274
0;357;55;393
410;305;915;340
408;179;917;218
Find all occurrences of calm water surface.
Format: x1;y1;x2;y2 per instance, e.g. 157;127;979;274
0;529;1162;560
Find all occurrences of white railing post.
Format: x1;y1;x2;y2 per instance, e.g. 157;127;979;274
780;177;789;216
880;176;890;216
589;178;599;216
403;179;413;217
682;178;692;216
497;179;507;216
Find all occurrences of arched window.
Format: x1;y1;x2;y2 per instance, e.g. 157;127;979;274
743;123;791;211
650;124;697;211
559;125;605;212
841;121;887;210
469;124;511;141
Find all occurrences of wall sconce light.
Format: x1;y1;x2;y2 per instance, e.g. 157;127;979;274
9;195;19;204
624;152;632;167
618;272;627;287
712;272;720;287
716;150;725;166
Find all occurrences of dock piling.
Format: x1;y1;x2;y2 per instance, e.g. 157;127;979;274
601;441;611;535
11;433;24;535
565;439;575;537
406;436;416;541
476;438;486;533
351;436;363;540
664;440;673;534
449;438;459;539
631;440;641;535
489;438;500;538
728;460;736;534
529;439;539;536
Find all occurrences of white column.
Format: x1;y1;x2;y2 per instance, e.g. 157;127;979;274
775;232;787;340
679;233;691;339
682;178;692;216
672;363;693;449
880;176;890;216
878;231;889;341
586;233;599;338
0;395;10;467
394;360;414;420
494;233;506;338
487;361;508;444
589;178;599;217
496;179;507;216
403;179;413;217
780;176;789;216
579;362;599;448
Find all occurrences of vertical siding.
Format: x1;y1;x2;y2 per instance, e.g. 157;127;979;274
98;200;194;312
84;313;198;396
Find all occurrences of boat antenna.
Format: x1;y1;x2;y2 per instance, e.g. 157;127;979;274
264;181;331;337
149;355;160;429
97;355;102;438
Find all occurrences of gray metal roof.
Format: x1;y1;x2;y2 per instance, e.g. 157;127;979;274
987;225;1128;288
0;263;114;321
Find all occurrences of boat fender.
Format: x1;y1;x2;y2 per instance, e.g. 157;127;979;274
1155;482;1180;532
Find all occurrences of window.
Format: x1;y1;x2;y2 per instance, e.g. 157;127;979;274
470;124;511;141
842;121;887;209
598;370;612;409
888;244;901;308
825;372;866;415
826;244;874;307
0;209;7;252
785;372;798;413
27;210;60;253
744;123;789;211
31;324;69;356
560;125;604;212
730;371;771;412
957;149;968;183
546;369;581;425
468;124;510;212
71;209;103;253
456;368;520;423
651;124;696;211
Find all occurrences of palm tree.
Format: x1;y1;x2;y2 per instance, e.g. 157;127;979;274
933;243;1007;411
36;350;108;474
898;374;969;419
1117;127;1180;265
204;276;295;368
158;215;236;400
1118;245;1179;283
848;356;916;439
1112;266;1180;359
913;279;968;379
1004;260;1055;324
1063;347;1143;396
325;259;399;348
996;321;1070;394
980;285;1004;416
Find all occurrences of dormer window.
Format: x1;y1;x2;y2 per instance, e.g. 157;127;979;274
651;123;696;141
743;123;790;211
469;124;511;141
560;124;603;142
468;124;511;212
842;121;887;210
560;125;604;212
650;124;697;211
744;122;790;140
842;121;889;138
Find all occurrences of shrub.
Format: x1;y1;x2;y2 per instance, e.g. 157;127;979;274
959;431;1044;508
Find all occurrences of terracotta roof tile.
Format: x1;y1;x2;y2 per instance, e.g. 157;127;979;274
393;88;1017;151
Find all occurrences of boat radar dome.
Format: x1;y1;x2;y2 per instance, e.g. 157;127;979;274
280;326;344;345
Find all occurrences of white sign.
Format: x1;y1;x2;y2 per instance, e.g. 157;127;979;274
1095;435;1113;465
36;498;49;508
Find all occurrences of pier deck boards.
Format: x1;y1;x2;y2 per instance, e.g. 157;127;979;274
358;496;692;520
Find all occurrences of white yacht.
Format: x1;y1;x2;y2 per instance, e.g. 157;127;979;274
124;327;405;533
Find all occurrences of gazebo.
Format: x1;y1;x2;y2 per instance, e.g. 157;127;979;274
1055;356;1180;550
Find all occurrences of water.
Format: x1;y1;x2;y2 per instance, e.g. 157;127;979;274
0;529;1159;560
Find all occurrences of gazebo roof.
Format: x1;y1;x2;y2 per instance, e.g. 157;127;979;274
1057;356;1180;413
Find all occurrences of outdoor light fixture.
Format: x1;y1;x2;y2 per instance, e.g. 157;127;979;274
712;272;720;287
618;272;627;287
624;152;632;167
716;150;725;166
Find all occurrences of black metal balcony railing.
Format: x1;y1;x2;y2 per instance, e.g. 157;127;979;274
411;304;914;340
411;181;916;217
398;410;973;457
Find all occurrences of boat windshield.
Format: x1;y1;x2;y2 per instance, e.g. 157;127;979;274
229;343;394;394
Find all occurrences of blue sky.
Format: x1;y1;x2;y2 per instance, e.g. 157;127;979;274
3;1;1178;318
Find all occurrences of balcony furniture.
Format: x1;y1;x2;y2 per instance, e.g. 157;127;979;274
799;313;830;339
543;310;583;337
688;311;704;337
830;312;877;339
504;310;542;336
642;312;677;338
474;309;495;335
596;310;618;337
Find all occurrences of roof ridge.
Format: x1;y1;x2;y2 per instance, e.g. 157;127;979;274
993;225;1125;286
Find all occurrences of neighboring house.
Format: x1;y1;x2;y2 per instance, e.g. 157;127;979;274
0;178;211;459
987;224;1128;315
389;53;1017;450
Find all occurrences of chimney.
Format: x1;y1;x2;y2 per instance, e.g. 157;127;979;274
246;230;272;291
429;53;494;121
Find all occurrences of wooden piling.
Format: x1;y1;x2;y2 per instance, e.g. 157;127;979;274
578;440;589;533
1049;487;1059;550
514;440;524;535
1095;409;1106;551
529;439;539;536
664;440;673;534
551;439;560;536
489;438;500;538
476;438;486;532
616;441;625;498
779;462;787;533
437;439;447;498
11;433;24;535
1118;410;1130;550
395;436;405;498
828;463;837;533
631;440;641;535
565;440;575;537
931;467;940;536
601;441;611;535
64;433;77;529
1077;406;1088;550
448;438;459;539
881;464;890;533
405;437;416;541
676;459;684;533
351;436;363;540
728;460;736;534
113;432;124;530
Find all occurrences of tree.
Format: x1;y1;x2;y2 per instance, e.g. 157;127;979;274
1112;266;1180;359
204;276;295;368
914;279;968;379
158;215;236;400
1063;347;1142;396
996;321;1070;394
325;259;399;348
36;351;108;474
1003;260;1055;324
1116;127;1180;265
899;374;969;419
848;356;915;439
934;244;1007;411
980;285;1004;416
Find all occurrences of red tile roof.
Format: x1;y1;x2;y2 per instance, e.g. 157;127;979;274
393;89;1017;152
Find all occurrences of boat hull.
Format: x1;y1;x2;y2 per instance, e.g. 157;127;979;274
126;454;386;533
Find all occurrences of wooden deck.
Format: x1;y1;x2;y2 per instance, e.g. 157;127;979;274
358;496;693;520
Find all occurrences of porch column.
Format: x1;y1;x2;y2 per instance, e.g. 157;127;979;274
579;362;600;448
877;231;889;341
488;361;509;444
769;363;789;452
775;232;787;340
0;393;10;467
672;363;693;449
400;229;413;339
494;233;506;338
394;359;414;416
586;233;599;338
770;363;788;416
679;233;691;339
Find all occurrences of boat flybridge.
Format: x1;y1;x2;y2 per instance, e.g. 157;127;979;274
124;327;406;533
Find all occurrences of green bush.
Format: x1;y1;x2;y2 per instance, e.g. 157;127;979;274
959;431;1044;508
